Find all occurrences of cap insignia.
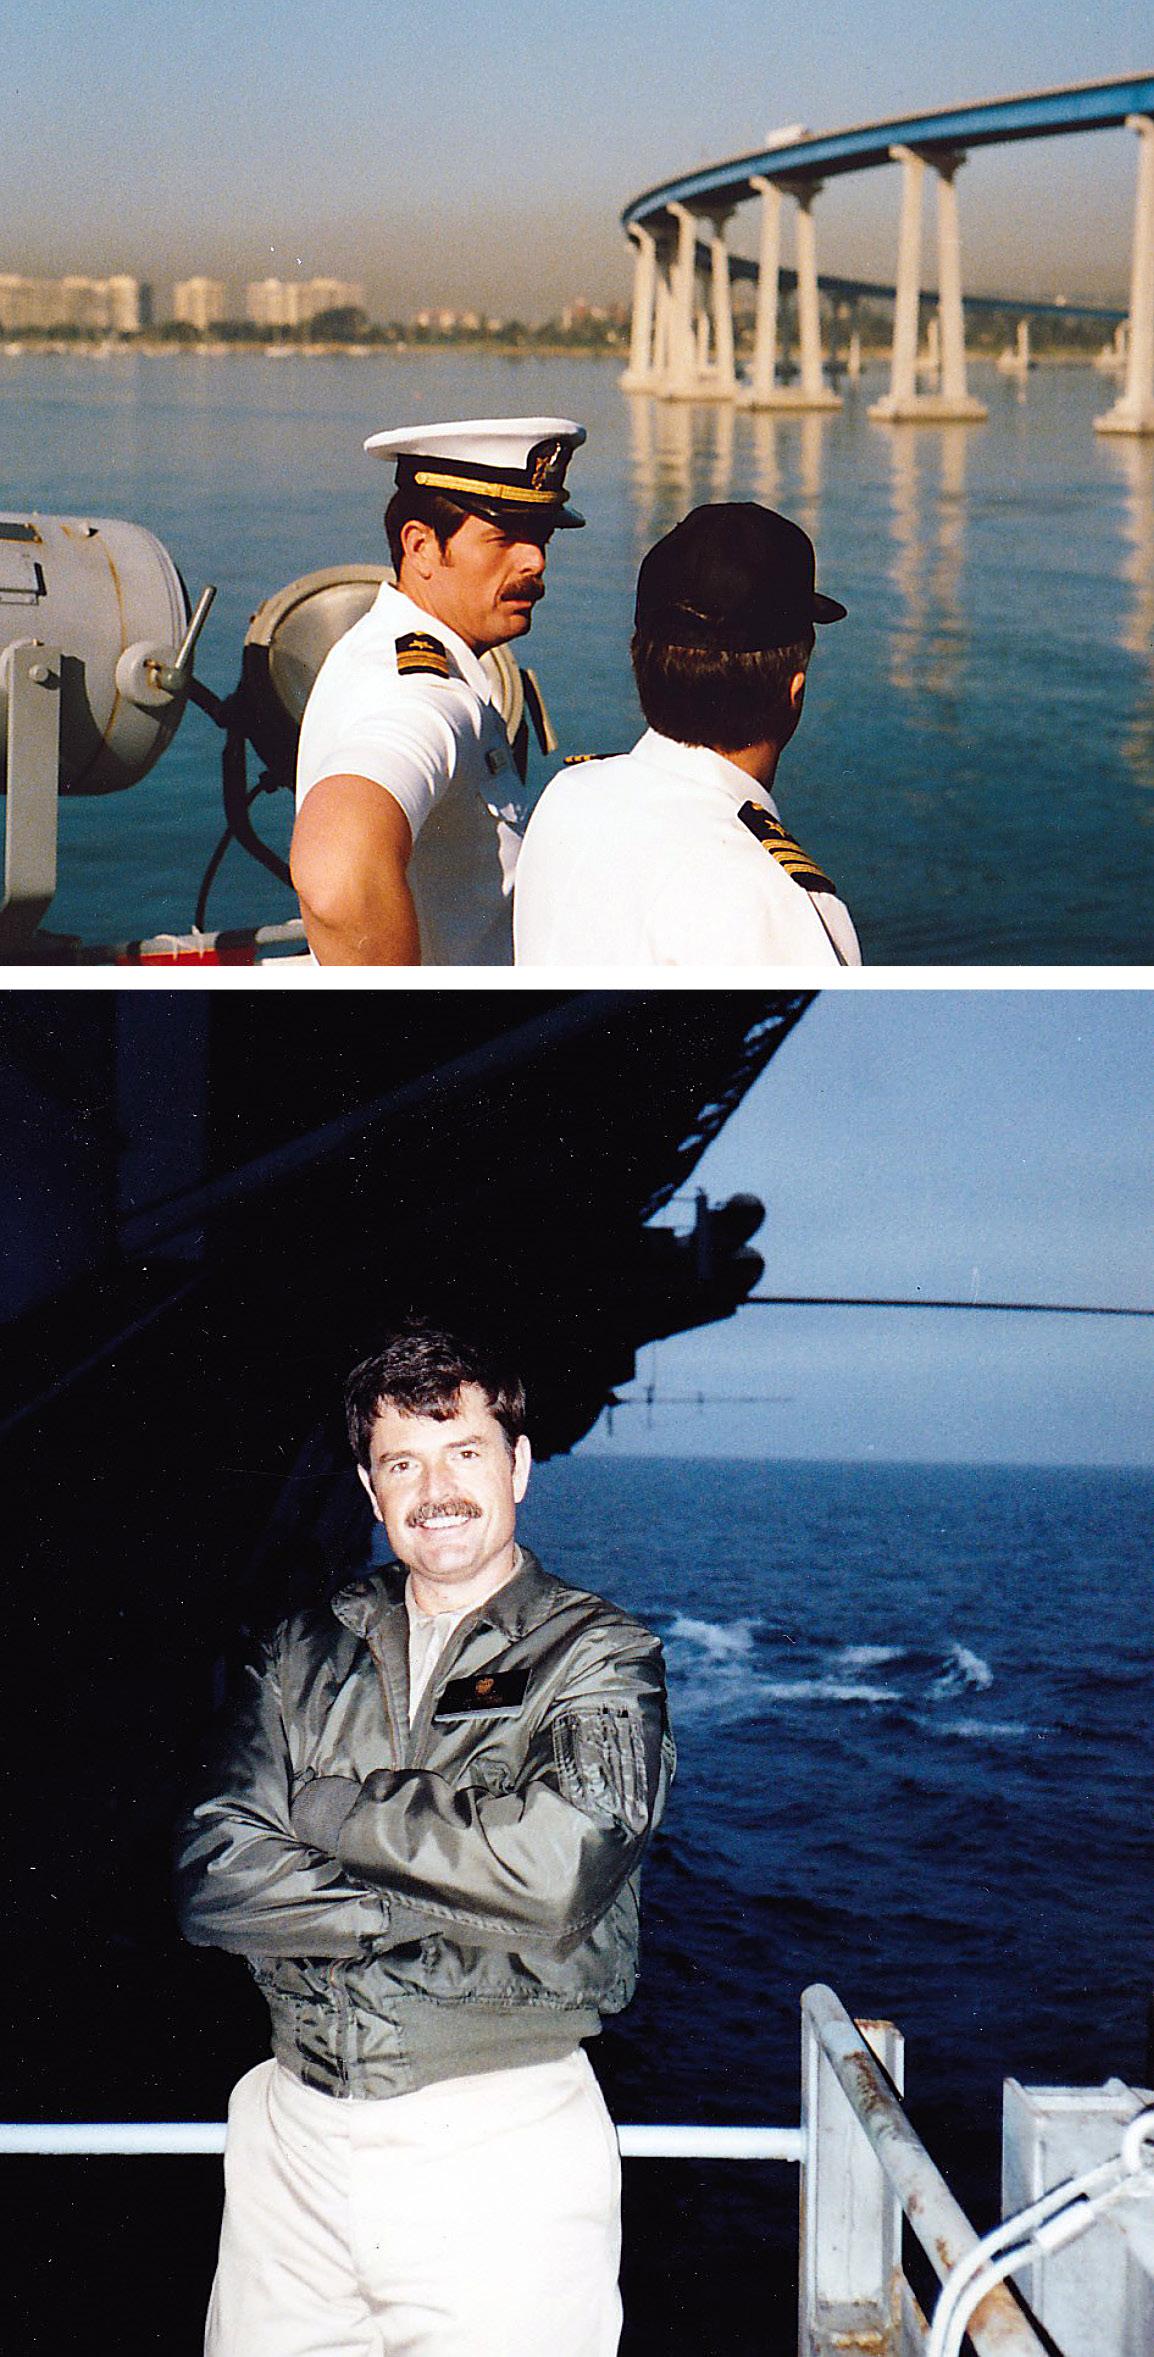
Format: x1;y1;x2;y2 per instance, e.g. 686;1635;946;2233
529;437;566;491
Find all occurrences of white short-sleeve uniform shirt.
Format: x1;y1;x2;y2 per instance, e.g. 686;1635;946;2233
296;582;524;967
512;730;861;968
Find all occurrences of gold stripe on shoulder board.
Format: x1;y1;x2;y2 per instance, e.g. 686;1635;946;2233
396;631;451;680
737;800;837;897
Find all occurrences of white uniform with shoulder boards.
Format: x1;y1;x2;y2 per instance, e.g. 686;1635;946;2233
515;496;862;969
295;416;586;967
513;731;861;966
297;581;523;967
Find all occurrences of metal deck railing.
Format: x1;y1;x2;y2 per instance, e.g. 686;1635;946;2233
6;1986;1151;2356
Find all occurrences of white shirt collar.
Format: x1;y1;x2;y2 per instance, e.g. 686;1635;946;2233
633;729;782;820
374;579;494;704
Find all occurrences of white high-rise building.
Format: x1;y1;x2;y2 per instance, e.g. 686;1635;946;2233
245;278;301;329
245;276;365;331
173;276;229;332
0;274;142;332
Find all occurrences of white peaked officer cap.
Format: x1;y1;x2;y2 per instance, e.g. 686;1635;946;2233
364;416;587;529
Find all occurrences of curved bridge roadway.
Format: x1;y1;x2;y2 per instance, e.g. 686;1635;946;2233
620;75;1154;431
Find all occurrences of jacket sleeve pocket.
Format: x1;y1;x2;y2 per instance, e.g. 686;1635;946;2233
550;1705;652;1836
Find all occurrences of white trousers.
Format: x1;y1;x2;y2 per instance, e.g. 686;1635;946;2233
205;2050;623;2357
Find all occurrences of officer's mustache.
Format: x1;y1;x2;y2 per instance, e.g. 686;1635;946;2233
406;1498;483;1528
501;579;544;605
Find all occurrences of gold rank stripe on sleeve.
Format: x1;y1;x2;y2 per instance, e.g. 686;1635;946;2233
737;800;838;896
395;631;452;680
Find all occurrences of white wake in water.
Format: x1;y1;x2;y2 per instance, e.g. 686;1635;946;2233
664;1618;1010;1731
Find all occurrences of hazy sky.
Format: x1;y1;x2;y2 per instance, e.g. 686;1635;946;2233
579;990;1154;1466
9;4;1153;313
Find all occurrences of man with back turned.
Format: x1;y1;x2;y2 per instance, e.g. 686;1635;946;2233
513;500;861;966
175;1320;673;2356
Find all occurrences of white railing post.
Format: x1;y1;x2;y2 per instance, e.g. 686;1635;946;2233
1096;114;1154;435
800;1987;904;2355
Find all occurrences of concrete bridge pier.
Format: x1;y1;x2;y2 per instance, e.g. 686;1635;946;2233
622;225;658;391
997;319;1033;377
741;174;840;409
870;145;986;423
665;203;701;396
1095;114;1154;436
642;201;738;397
706;208;737;394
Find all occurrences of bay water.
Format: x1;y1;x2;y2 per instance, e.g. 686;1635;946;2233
3;345;1154;960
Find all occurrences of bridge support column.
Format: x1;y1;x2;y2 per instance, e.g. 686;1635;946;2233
652;252;673;385
870;145;986;423
1096;114;1154;436
707;212;737;396
666;203;701;398
748;176;782;404
741;176;840;410
622;225;658;390
795;185;840;407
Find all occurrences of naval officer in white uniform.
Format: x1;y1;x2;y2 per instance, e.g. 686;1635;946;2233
291;418;585;965
513;502;861;969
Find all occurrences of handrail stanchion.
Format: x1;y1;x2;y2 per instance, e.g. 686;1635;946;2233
800;1986;905;2354
802;1984;1052;2357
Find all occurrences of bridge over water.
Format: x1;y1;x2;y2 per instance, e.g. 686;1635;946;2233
620;75;1154;434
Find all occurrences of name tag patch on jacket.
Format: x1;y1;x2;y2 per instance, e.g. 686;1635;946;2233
395;631;451;681
737;800;837;897
434;1665;531;1719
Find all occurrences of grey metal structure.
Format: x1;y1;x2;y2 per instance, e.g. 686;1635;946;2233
0;512;209;955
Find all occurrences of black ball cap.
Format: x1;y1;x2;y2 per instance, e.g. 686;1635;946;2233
634;501;846;652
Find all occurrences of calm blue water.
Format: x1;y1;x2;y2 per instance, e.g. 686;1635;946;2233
3;347;1153;960
521;1456;1154;2167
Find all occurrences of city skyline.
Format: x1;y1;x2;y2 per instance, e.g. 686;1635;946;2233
6;6;1152;314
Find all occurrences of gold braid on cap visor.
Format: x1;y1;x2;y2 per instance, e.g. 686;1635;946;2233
413;468;566;506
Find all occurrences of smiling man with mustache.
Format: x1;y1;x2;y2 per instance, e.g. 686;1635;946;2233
177;1320;672;2357
291;417;585;966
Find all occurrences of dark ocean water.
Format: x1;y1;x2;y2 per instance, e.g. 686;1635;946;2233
8;1455;1152;2353
521;1457;1154;2124
4;348;1154;959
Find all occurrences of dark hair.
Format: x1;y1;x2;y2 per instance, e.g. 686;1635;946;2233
384;485;470;574
630;628;813;751
344;1321;527;1467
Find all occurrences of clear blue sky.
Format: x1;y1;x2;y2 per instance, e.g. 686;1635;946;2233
8;3;1153;312
580;990;1154;1466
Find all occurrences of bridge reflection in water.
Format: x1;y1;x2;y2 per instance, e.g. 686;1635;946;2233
623;386;1154;814
621;75;1154;435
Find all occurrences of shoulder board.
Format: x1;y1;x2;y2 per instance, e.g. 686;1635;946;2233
563;752;602;765
395;631;451;681
737;800;837;896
